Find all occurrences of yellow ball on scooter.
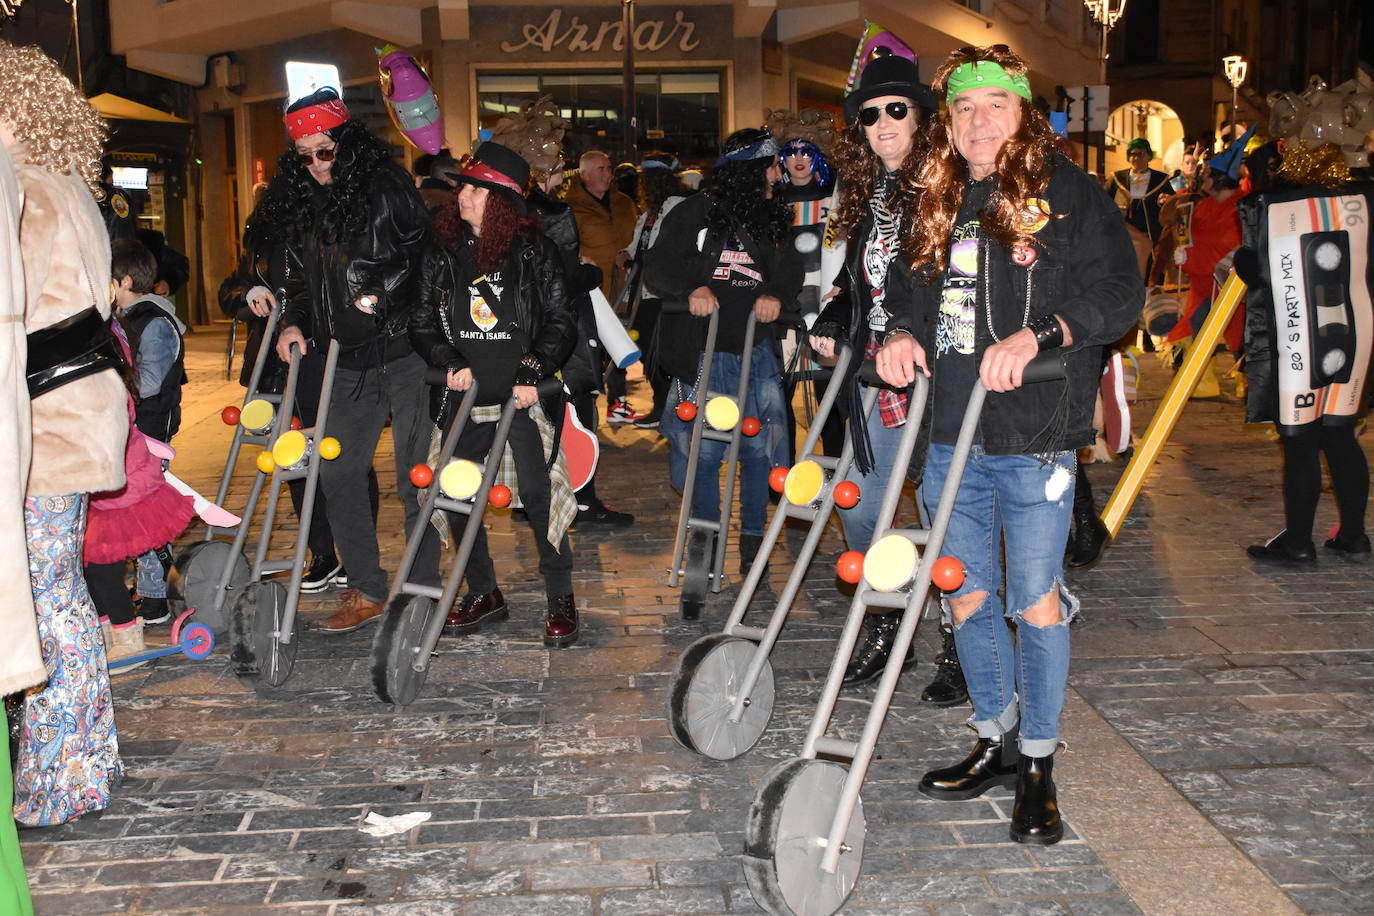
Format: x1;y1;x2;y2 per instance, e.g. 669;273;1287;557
439;459;483;500
318;437;341;460
864;534;918;592
783;460;824;506
704;396;739;431
629;329;640;341
255;450;276;474
239;398;275;434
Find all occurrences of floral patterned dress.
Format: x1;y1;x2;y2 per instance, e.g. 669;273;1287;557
12;494;121;826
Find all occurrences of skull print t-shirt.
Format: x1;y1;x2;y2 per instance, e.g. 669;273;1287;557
931;216;984;445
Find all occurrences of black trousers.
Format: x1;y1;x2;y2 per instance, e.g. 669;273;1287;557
85;561;135;626
1280;422;1369;547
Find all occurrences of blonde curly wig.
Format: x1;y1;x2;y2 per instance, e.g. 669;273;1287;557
0;41;107;196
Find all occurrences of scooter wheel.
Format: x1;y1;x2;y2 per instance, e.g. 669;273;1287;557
666;634;774;760
743;758;866;916
180;622;216;660
371;595;437;706
680;528;711;620
168;540;249;635
229;580;299;686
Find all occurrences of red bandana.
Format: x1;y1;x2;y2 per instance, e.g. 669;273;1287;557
284;99;350;140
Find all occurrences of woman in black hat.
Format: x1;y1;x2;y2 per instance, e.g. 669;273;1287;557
807;49;967;703
409;141;582;646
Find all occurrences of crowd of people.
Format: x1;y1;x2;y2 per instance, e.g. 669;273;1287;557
0;22;1369;913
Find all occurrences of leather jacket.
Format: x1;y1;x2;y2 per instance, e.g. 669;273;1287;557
528;188;604;397
281;162;431;368
410;228;577;423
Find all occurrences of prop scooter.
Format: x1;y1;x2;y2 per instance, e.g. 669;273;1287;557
667;308;770;620
371;373;564;706
741;355;1065;916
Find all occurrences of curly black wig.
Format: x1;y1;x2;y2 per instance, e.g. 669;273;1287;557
251;90;397;246
703;157;789;247
638;166;691;218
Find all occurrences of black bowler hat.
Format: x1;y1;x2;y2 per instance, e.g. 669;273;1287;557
843;52;938;123
456;141;530;213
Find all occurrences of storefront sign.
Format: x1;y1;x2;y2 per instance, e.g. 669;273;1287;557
473;5;731;61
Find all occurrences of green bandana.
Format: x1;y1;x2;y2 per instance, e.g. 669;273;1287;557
944;61;1032;106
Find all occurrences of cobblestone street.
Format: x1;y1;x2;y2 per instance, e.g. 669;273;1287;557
17;326;1374;915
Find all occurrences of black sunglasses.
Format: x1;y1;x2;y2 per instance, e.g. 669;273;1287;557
858;101;911;127
296;146;337;165
784;147;813;159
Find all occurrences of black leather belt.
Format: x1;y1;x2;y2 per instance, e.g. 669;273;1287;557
26;306;122;398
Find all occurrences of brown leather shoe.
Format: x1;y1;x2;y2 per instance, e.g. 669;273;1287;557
444;588;507;635
544;594;578;648
314;589;384;634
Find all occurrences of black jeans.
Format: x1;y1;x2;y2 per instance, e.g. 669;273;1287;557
85;561;135;626
435;409;573;598
318;353;436;601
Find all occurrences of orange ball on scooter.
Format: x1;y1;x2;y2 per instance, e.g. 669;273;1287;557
931;556;966;591
833;480;861;509
675;401;697;422
488;484;512;508
836;550;864;584
768;466;789;493
410;464;434;487
221;405;241;426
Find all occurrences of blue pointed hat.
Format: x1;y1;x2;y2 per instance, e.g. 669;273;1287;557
1209;124;1256;180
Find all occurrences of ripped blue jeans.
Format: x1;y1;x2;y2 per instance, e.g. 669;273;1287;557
661;341;789;536
923;444;1079;758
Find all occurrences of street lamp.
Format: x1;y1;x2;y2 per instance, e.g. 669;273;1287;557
1082;0;1127;176
1222;54;1248;142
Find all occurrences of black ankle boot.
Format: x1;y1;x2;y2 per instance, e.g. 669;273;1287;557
841;612;915;688
918;725;1019;800
1010;752;1063;845
920;624;968;707
739;534;768;579
1065;508;1110;569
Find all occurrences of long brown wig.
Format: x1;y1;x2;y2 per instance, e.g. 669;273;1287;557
434;189;540;274
906;45;1063;280
829;115;925;243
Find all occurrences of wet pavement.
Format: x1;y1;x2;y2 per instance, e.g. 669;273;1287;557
17;324;1373;915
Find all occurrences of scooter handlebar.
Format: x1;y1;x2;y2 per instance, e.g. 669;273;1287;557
854;352;1067;388
422;370;566;400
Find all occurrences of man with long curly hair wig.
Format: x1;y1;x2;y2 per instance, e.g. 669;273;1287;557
257;87;433;634
877;44;1142;845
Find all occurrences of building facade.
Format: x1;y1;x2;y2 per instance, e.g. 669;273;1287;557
110;0;1102;307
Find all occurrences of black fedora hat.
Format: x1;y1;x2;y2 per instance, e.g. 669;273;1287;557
456;141;530;213
843;52;938;123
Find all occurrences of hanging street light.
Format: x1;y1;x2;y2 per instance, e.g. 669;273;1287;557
1222;54;1248;143
1082;0;1127;177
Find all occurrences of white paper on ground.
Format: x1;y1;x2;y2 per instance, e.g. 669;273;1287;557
358;811;431;837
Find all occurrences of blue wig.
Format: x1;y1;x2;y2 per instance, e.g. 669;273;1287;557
780;138;832;189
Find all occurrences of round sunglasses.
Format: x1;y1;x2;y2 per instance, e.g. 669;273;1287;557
296;146;338;166
858;101;911;127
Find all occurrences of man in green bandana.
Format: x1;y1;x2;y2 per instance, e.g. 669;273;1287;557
878;44;1141;846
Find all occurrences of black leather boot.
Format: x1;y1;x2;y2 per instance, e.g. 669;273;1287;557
739;534;768;579
1065;464;1109;570
920;624;968;707
918;724;1019;801
841;612;915;688
1010;752;1063;845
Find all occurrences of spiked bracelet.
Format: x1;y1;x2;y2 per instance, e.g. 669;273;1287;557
1028;314;1064;351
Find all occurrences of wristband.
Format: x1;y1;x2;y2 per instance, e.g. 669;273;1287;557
1028;314;1064;351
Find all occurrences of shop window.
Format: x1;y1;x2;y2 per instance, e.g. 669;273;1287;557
477;70;721;165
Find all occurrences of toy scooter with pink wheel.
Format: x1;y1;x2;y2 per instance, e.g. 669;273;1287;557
106;610;216;672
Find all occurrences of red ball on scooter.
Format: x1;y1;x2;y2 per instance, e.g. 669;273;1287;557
221;405;241;426
740;416;761;437
409;464;434;487
675;401;697;422
768;466;789;493
836;550;864;584
833;480;861;509
290;416;303;431
932;556;965;591
488;484;513;508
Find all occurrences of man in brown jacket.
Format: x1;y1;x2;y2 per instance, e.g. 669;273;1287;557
566;150;638;297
